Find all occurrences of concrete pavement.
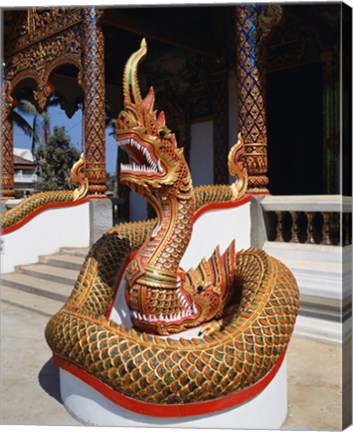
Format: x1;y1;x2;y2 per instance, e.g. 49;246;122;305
0;246;350;428
0;298;349;429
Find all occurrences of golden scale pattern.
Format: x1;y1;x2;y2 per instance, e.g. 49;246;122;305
4;32;299;404
44;170;298;403
0;190;77;229
2;149;299;403
45;247;299;404
0;154;88;230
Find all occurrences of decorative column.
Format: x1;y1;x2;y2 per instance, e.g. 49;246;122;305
1;68;14;199
82;7;106;194
235;5;282;194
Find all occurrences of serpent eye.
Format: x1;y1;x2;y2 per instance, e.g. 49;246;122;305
197;285;203;293
158;130;166;138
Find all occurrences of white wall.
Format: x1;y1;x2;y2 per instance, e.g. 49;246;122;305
190;120;214;187
1;202;90;274
180;202;251;270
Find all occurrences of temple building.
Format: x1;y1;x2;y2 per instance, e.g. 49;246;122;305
13;148;37;197
0;4;352;427
2;6;351;204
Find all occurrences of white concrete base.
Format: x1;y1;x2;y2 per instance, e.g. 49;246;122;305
1;200;90;274
264;242;351;345
58;200;287;427
59;356;288;428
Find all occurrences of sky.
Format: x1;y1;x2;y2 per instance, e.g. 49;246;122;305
14;104;118;176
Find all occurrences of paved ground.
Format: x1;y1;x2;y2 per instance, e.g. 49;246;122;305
0;300;350;429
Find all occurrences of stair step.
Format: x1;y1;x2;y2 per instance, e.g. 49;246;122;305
59;247;89;258
1;285;63;318
39;253;85;271
17;264;79;286
1;272;73;302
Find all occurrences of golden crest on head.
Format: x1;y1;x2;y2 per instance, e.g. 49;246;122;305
116;38;190;195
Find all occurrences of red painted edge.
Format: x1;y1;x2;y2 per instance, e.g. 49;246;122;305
193;194;251;224
52;192;282;417
1;197;91;235
106;194;251;318
54;349;286;418
2;193;251;236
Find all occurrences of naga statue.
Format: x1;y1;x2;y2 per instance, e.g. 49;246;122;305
45;39;299;411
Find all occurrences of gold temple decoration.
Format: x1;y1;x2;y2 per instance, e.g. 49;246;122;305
45;40;299;405
235;5;282;194
2;7;107;197
71;153;89;201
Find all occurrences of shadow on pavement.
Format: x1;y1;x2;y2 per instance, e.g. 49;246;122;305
38;357;63;404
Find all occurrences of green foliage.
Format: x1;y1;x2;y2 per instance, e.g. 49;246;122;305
105;171;116;194
35;126;80;191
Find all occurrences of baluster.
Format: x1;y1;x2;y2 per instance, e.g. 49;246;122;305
343;213;350;246
322;212;331;245
306;212;316;244
290;211;300;243
335;213;342;246
275;211;284;242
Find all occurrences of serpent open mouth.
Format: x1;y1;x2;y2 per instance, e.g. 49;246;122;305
119;136;163;175
129;279;199;328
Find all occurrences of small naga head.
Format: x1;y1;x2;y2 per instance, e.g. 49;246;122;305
180;242;236;330
116;39;191;198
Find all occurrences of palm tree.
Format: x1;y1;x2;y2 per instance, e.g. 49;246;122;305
12;99;50;154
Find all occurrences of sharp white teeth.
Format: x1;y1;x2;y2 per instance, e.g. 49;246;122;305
119;139;161;174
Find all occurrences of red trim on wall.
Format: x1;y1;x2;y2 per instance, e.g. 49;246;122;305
51;193;281;417
1;198;91;235
54;350;286;418
193;194;251;223
107;195;251;319
2;194;251;236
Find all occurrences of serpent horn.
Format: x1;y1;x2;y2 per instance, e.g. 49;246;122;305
123;38;147;106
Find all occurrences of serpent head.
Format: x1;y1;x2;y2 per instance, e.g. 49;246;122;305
180;242;236;330
116;39;191;199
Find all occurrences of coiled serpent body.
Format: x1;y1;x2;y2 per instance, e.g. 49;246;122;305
0;190;77;230
44;185;299;404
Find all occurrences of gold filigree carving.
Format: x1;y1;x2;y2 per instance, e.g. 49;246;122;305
259;5;283;38
228;133;248;199
6;26;82;82
6;8;82;55
71;153;89;201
